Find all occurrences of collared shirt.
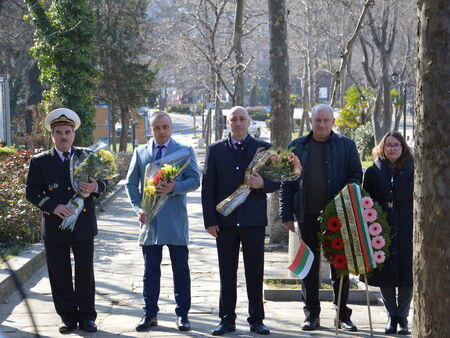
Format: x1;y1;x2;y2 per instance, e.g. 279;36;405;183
153;139;171;158
230;134;249;150
55;148;72;162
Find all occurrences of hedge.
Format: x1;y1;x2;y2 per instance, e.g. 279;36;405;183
0;150;41;254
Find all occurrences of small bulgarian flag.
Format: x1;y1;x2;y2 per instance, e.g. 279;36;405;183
288;238;314;279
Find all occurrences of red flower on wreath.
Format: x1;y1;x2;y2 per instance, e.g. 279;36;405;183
331;238;344;250
327;217;342;232
332;254;347;269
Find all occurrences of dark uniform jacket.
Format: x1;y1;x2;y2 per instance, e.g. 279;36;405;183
26;147;106;241
363;157;414;287
201;134;280;229
280;131;363;225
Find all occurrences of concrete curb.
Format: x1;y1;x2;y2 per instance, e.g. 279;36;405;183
0;181;126;304
263;278;380;304
0;243;46;304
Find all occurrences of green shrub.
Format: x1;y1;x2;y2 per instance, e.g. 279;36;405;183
0;146;16;160
167;104;192;115
338;122;375;161
0;150;41;254
248;106;270;121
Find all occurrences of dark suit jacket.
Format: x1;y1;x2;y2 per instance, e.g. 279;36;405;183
201;134;280;229
26;147;106;241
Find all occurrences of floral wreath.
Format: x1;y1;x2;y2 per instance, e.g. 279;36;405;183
318;184;391;277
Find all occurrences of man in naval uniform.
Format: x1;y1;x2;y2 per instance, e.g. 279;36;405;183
26;108;106;334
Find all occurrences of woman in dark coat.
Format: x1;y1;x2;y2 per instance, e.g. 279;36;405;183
363;131;414;335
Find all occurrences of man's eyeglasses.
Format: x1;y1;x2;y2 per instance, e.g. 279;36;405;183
384;143;402;150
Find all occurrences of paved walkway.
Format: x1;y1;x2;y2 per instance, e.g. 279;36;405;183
0;134;410;337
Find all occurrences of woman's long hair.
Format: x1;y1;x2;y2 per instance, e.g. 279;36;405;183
372;131;414;170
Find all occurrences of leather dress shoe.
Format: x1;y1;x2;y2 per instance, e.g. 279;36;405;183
79;319;97;333
301;318;320;331
338;319;358;332
212;321;236;336
59;321;77;334
397;317;410;335
250;321;270;335
135;316;157;332
176;316;191;331
385;316;398;334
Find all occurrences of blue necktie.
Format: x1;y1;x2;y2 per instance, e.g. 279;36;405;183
155;145;164;160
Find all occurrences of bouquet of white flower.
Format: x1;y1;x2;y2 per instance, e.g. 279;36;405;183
59;142;117;231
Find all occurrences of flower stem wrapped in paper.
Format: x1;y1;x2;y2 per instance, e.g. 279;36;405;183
139;149;190;244
59;142;117;231
216;147;301;216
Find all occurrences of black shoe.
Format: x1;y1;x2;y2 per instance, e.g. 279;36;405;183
301;318;320;331
177;316;191;331
79;319;97;333
135;316;157;332
338;319;358;332
212;321;236;336
250;321;270;335
59;321;77;334
397;317;409;335
385;316;398;334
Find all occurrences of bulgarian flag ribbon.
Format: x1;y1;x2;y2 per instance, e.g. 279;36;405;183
288;238;314;279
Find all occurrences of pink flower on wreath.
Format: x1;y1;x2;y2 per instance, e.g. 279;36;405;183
363;208;378;223
368;222;382;236
361;196;374;209
372;236;385;250
373;251;386;264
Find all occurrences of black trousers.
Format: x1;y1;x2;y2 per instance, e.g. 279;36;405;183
44;239;96;323
216;226;265;324
300;214;352;321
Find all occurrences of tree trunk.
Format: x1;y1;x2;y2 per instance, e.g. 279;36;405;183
372;85;384;144
111;104;117;153
267;0;291;244
381;53;393;134
119;104;130;152
214;75;223;141
413;1;450;337
233;0;244;106
249;79;258;106
330;0;373;107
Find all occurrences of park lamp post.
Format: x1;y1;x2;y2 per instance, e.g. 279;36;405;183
391;72;408;139
190;103;198;136
0;74;11;146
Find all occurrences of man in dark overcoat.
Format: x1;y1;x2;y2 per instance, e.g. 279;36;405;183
26;108;106;334
201;106;279;336
280;104;363;332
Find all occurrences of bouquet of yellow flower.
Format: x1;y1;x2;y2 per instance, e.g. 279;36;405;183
59;142;117;231
141;150;190;221
216;147;301;216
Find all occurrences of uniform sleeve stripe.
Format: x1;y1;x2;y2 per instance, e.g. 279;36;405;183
38;196;50;207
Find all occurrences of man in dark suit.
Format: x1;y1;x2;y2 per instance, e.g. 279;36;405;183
280;104;362;332
26;108;106;334
201;106;279;336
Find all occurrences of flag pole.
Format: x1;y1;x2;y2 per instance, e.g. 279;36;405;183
335;275;344;335
363;273;373;336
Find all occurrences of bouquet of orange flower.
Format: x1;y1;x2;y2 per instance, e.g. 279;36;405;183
216;147;301;216
318;184;391;277
141;163;186;220
139;149;190;244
